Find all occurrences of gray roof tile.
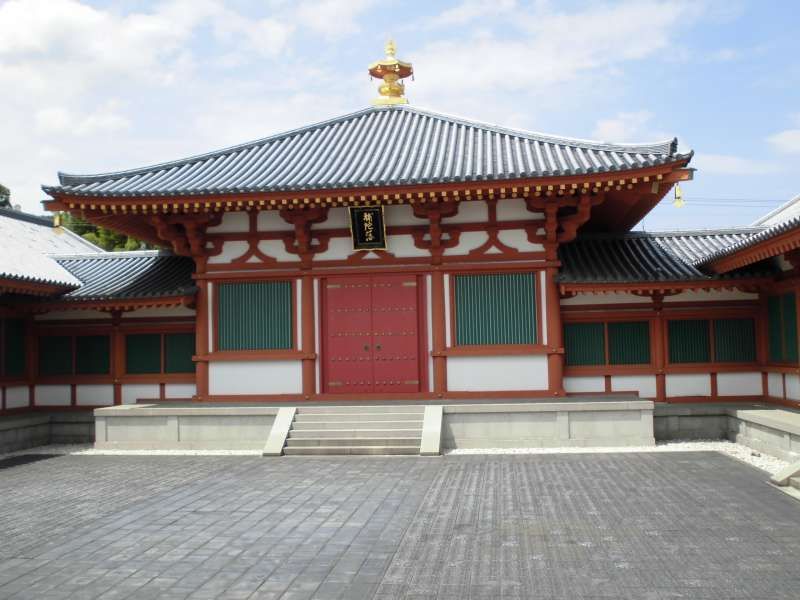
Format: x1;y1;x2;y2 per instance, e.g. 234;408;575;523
44;106;690;198
559;230;775;283
698;216;800;265
54;251;196;301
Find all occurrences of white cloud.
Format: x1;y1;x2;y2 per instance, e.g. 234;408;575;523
592;110;657;142
694;153;781;175
410;1;703;123
425;0;517;28
767;115;800;153
294;0;376;39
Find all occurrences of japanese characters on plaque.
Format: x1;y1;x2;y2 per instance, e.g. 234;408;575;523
348;206;387;250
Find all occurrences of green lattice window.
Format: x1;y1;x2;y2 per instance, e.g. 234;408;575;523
125;334;161;374
75;335;110;375
608;321;651;365
38;336;73;376
564;321;650;367
564;323;605;366
668;320;710;363
217;281;293;351
454;273;537;345
714;318;756;363
2;318;26;377
768;293;798;363
165;333;196;373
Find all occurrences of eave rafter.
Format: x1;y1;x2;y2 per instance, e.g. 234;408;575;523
707;227;800;274
11;294;196;314
558;277;772;297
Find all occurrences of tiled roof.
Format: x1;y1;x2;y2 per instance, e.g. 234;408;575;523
44;105;691;198
698;216;800;265
54;251;196;301
558;231;775;283
0;208;101;288
644;228;763;265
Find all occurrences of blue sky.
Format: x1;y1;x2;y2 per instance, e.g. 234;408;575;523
1;0;799;230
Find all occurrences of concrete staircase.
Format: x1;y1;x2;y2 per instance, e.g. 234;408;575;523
282;405;425;455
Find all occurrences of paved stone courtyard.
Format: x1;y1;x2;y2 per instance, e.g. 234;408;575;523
0;453;798;599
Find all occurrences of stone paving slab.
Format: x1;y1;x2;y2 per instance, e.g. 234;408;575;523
0;453;798;599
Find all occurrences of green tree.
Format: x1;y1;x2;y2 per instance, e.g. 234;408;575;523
60;212;151;252
0;183;10;208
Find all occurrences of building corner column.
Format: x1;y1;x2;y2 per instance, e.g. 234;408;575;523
194;261;210;402
652;294;666;402
301;274;316;398
431;270;447;396
545;265;565;397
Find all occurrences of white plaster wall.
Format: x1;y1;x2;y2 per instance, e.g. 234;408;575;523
35;385;71;406
664;289;759;302
497;229;545;252
768;372;782;398
125;306;195;319
313;206;350;230
665;374;711;397
77;384;114;406
386;234;430;258
35;310;110;321
257;240;301;262
122;384;159;405
447;355;548;392
539;271;548;344
209;360;302;395
561;292;650;306
209;241;248;264
611;375;657;398
497;198;539;221
442;200;487;224
564;376;604;393
312;238;352;261
717;372;762;397
384;204;426;226
785;374;800;401
444;231;489;255
208;212;249;233
5;386;29;409
257;210;295;232
165;383;196;398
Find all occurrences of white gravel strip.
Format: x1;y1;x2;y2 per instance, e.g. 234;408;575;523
447;440;790;475
1;441;790;475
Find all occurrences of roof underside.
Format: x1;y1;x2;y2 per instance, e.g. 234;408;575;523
44;105;690;199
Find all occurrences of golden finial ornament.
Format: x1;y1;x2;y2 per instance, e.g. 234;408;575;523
369;39;413;105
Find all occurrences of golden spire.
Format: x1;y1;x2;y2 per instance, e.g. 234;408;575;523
368;39;413;105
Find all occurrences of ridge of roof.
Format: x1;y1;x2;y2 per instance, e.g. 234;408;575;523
52;249;172;260
49;104;687;189
574;227;764;240
0;207;54;226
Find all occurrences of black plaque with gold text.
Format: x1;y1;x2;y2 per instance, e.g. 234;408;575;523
348;206;386;250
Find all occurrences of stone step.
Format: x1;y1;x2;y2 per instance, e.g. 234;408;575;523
790;476;800;491
296;405;425;415
285;437;421;447
289;428;423;439
284;445;419;456
291;420;423;431
294;413;425;422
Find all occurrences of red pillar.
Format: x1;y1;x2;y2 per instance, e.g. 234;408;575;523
301;274;316;398
431;270;447;396
545;266;565;396
195;277;210;401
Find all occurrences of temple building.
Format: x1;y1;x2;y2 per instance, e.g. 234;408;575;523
3;43;800;422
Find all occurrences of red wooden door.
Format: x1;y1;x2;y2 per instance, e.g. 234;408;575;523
371;275;420;394
323;275;421;394
324;276;373;394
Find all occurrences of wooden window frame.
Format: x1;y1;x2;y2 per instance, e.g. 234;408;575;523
563;318;654;372
767;292;799;366
446;270;547;356
665;316;759;369
211;278;302;360
122;326;196;382
35;327;112;383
